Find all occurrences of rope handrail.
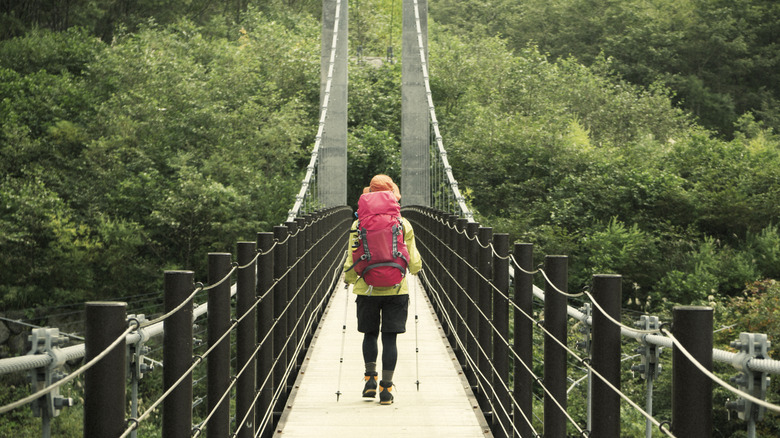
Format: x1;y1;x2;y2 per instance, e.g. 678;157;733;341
0;210;346;378
416;241;585;435
0;322;137;415
663;329;780;415
419;268;539;437
408;209;780;435
229;252;347;437
409;209;780;384
0;209;351;426
418;236;676;437
419;237;678;437
124;216;350;436
415;209;780;359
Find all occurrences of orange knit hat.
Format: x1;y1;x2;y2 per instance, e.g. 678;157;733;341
362;174;401;201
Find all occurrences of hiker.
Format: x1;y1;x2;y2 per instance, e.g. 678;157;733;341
343;174;422;405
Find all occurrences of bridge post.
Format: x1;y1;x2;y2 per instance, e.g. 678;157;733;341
163;270;194;438
302;215;313;320
465;222;480;393
477;227;493;419
285;220;300;377
543;255;568;438
237;242;257;437
492;233;510;438
672;306;713;437
296;217;308;349
513;243;535;438
444;214;458;342
84;301;126;438
591;274;622;437
272;225;289;421
256;232;275;438
429;210;443;319
455;218;469;369
207;253;232;438
315;210;327;308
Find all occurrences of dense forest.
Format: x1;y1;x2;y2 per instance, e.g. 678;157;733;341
1;0;779;436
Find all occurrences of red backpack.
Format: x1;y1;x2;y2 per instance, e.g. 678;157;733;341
346;191;410;288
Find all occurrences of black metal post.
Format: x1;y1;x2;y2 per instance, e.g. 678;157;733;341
591;274;622;437
477;226;493;416
237;242;257;437
285;220;300;372
84;301;126;438
163;270;194;438
272;225;289;416
207;253;232;438
672;306;713;437
543;255;568;438
454;217;469;366
513;243;534;438
444;214;458;343
493;233;510;438
257;232;275;438
311;212;322;310
284;221;299;390
296;216;308;348
465;221;480;390
433;211;445;320
303;215;319;325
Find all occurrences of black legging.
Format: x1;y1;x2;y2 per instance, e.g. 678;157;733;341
362;331;398;371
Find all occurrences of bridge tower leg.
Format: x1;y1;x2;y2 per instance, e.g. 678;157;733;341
401;0;430;207
319;0;348;207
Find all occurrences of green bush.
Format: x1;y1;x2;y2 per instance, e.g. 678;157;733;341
748;225;780;280
576;217;660;306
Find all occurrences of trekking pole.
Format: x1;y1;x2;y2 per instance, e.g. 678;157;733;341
414;273;421;391
336;282;350;401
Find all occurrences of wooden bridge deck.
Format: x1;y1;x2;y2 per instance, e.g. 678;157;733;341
277;275;492;437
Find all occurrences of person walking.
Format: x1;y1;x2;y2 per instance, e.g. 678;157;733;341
343;174;422;405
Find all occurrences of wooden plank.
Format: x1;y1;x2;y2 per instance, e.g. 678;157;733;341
276;275;492;437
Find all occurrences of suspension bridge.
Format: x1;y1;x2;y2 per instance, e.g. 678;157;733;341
2;0;780;437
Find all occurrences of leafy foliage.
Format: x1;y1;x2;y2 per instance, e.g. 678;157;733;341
0;10;320;308
431;0;780;138
1;2;780;436
427;25;780;310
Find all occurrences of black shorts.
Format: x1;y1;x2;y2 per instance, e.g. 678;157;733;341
355;294;410;334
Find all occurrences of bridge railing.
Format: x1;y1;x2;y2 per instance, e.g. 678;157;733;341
0;206;353;438
403;205;780;438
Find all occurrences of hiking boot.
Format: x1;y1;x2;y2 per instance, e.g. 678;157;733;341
379;380;394;405
362;373;378;398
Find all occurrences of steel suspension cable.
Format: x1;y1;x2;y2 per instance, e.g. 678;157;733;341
287;0;344;221
409;0;473;221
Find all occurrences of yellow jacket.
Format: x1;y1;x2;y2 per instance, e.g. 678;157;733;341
343;217;422;295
